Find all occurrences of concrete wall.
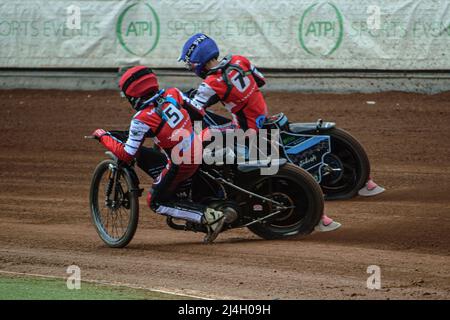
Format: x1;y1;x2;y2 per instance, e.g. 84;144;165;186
1;69;448;94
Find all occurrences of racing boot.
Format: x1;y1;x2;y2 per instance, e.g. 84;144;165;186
314;214;342;232
203;208;227;243
358;176;385;197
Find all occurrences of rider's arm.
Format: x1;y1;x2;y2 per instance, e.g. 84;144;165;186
250;63;266;88
182;82;221;115
98;118;150;163
178;87;233;129
236;54;266;88
178;90;205;119
242;56;265;88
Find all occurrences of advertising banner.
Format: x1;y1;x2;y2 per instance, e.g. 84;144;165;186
0;0;449;69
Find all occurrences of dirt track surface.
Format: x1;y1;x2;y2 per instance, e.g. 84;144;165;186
0;89;449;299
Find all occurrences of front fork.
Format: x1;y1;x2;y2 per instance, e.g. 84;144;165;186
105;163;119;209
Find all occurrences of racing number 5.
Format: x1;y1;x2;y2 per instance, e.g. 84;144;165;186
163;104;184;128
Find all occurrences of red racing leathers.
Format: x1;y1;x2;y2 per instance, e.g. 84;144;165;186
188;54;268;131
97;88;204;224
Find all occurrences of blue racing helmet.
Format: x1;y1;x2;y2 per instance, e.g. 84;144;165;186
178;33;219;78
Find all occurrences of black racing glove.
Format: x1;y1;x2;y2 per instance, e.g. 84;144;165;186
184;88;198;99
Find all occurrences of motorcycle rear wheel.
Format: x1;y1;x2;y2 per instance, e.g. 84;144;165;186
245;163;324;239
319;128;370;200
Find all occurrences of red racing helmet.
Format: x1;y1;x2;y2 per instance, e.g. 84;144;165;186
119;66;159;110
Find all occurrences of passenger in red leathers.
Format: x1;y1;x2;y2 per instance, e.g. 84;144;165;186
179;34;342;232
91;66;228;243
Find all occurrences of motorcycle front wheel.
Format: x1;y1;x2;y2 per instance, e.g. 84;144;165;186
89;159;139;248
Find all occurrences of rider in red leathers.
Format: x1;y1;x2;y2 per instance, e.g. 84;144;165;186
92;66;229;243
178;33;342;232
178;34;267;131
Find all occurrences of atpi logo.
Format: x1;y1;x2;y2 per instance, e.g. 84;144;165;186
299;2;343;56
116;2;160;56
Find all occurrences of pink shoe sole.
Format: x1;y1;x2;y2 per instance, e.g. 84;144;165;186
358;179;385;197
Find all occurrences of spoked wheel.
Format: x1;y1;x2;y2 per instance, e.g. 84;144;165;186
245;164;324;239
320;128;370;200
89;159;139;248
